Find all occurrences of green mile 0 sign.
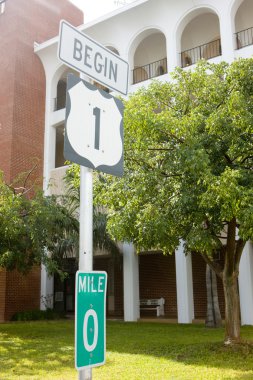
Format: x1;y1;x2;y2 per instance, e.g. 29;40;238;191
75;271;107;370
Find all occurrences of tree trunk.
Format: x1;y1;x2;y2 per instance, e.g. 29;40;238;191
201;218;245;344
205;264;222;328
223;272;241;344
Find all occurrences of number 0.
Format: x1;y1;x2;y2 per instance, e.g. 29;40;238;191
83;309;98;352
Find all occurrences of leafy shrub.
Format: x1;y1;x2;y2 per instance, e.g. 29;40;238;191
11;309;65;321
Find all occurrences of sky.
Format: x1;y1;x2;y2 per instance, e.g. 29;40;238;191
69;0;133;23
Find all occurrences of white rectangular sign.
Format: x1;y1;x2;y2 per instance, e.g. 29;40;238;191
75;271;107;370
58;20;129;95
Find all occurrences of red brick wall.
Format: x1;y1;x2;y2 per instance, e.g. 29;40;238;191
5;267;41;320
0;270;7;322
139;252;177;317
94;252;226;320
0;0;83;183
192;253;225;319
93;257;109;314
0;0;83;321
93;256;124;317
114;257;124;317
83;252;226;321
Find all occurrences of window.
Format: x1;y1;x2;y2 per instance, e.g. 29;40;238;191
0;0;6;15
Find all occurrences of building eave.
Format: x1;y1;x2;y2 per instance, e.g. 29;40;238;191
34;0;149;54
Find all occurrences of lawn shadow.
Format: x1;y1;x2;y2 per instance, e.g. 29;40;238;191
0;320;75;378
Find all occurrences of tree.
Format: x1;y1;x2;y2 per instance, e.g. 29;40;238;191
94;59;253;344
0;170;78;278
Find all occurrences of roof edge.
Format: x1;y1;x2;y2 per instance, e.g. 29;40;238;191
34;0;149;53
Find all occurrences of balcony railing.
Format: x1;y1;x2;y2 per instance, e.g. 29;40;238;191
180;38;222;68
235;26;253;50
132;57;167;84
53;95;66;111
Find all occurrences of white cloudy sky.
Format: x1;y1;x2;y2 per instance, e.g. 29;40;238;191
69;0;133;23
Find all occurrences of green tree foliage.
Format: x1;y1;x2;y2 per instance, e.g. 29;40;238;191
94;59;253;343
0;171;78;277
64;166;120;257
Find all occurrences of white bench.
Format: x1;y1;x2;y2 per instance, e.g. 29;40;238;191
139;298;165;317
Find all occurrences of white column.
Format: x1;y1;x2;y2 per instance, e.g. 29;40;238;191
239;242;253;325
43;77;57;195
166;29;179;72
40;77;56;309
122;243;140;321
40;266;54;309
219;8;235;63
175;241;194;323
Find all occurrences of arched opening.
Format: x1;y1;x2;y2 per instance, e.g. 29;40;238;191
55;80;67;110
235;0;253;49
53;69;78;167
180;10;221;67
54;68;78;111
131;30;167;84
55;124;65;168
106;46;119;55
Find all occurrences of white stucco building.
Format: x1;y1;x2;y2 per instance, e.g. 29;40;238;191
35;0;253;324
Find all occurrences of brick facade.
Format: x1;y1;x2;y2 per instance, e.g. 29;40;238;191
139;252;178;318
94;256;124;317
93;252;224;320
4;268;41;321
0;0;83;321
0;269;7;322
136;252;224;320
0;0;83;183
54;253;224;320
192;253;225;319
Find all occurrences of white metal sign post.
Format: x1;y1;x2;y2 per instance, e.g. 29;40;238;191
66;76;123;380
58;20;127;380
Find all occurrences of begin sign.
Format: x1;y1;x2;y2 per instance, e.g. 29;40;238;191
58;20;129;95
75;271;107;370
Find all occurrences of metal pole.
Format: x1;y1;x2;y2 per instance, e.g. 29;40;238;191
78;165;93;380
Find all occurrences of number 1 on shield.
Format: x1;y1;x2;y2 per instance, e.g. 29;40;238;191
93;107;101;150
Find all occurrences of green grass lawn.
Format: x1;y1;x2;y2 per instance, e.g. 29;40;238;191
0;320;253;379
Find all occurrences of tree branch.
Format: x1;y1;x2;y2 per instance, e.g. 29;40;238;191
235;238;246;273
22;162;38;194
224;154;233;165
147;148;173;152
240;155;253;164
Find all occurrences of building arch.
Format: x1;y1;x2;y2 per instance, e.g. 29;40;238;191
51;65;79;111
105;45;120;56
49;65;79;169
230;0;244;21
128;26;167;84
175;6;221;67
232;0;253;49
